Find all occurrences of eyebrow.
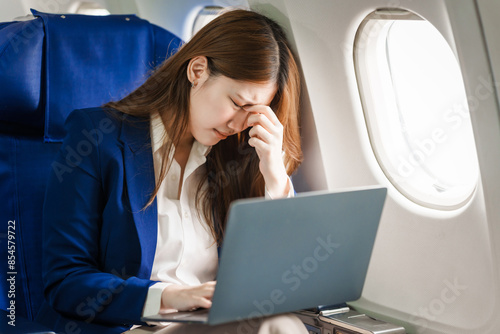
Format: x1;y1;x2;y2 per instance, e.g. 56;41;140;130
235;93;256;107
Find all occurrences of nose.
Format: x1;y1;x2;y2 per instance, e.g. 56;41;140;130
227;111;249;134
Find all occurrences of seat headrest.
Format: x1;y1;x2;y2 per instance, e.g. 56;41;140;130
0;9;182;141
0;18;45;131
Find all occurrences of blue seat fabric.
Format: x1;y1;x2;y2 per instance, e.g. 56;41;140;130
0;8;181;330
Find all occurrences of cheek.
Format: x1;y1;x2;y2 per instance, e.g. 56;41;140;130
204;106;233;127
191;89;234;128
190;94;213;126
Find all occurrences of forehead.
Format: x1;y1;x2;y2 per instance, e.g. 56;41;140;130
215;75;277;106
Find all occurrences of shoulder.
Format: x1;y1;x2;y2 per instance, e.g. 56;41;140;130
63;107;151;154
66;107;123;130
65;107;149;135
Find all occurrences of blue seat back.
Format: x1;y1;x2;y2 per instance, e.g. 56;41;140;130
0;9;181;321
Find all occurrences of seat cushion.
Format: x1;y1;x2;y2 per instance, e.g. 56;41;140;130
0;134;61;320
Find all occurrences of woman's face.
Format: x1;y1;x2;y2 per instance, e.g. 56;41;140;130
188;74;277;146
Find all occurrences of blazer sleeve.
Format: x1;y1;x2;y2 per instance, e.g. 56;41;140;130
42;109;154;326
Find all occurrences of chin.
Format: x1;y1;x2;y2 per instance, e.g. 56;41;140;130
204;139;219;146
195;135;218;147
196;130;225;146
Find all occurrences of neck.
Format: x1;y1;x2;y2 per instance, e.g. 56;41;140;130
174;129;194;166
177;129;194;150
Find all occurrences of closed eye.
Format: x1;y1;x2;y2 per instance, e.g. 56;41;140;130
230;98;242;109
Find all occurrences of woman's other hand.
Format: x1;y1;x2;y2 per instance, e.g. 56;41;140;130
161;281;216;312
246;105;290;198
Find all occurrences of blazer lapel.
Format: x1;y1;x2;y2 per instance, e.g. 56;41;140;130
118;115;158;279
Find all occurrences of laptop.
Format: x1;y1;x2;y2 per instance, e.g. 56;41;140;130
141;186;387;325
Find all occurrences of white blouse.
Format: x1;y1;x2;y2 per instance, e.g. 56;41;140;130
142;113;218;316
142;113;294;317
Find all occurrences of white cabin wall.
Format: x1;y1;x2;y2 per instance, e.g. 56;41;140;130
0;0;132;21
478;0;500;90
291;84;328;192
134;0;248;42
248;0;500;333
0;0;31;21
446;0;500;330
134;0;209;41
102;0;138;15
477;0;500;274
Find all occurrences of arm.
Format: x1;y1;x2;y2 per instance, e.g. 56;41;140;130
265;177;295;199
142;281;216;316
42;109;155;325
246;105;294;199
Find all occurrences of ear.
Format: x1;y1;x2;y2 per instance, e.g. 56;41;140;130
187;56;209;87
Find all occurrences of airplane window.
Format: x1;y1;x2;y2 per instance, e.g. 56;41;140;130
72;1;110;16
354;9;479;210
192;6;224;37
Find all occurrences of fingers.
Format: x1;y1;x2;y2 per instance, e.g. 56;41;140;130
197;281;216;299
249;124;272;143
182;283;215;310
245;106;282;134
243;105;289;198
204;280;217;285
244;105;280;125
191;296;212;310
245;105;283;147
189;281;216;301
247;111;276;131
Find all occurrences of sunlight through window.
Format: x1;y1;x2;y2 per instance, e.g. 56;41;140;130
354;9;479;210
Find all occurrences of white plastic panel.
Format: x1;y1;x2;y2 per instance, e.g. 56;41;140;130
71;2;110;15
192;6;224;36
0;0;121;21
248;0;500;333
134;0;249;41
0;1;27;21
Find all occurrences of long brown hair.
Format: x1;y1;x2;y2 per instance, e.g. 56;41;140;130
104;9;302;245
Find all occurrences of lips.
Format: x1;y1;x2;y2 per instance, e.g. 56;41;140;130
214;129;230;139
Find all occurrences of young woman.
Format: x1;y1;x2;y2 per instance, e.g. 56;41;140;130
39;9;305;334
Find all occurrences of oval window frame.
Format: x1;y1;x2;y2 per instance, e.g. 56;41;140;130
353;8;479;210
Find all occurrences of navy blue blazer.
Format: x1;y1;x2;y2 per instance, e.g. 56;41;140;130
39;107;160;333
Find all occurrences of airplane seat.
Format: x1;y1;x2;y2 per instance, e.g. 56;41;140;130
0;9;181;332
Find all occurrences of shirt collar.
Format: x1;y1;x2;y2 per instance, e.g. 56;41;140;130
150;112;211;157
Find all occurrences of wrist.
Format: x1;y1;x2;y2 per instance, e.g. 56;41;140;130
265;171;289;199
143;282;172;317
161;284;181;311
